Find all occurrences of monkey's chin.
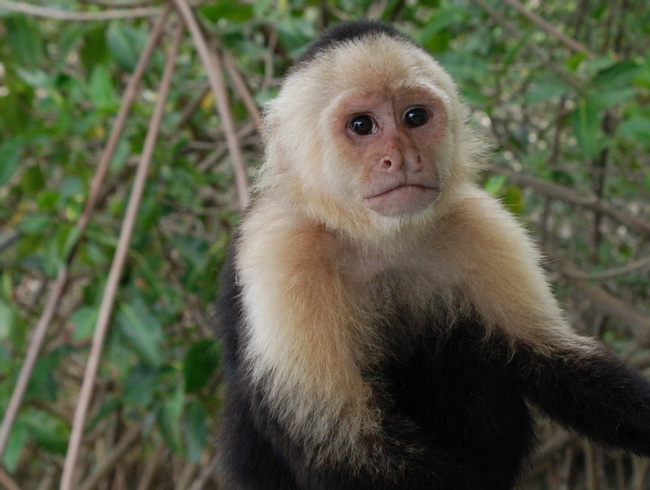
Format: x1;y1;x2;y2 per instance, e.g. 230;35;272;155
364;185;439;217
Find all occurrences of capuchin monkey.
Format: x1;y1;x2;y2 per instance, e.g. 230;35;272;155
214;20;650;489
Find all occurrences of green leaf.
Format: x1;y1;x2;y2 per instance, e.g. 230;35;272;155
571;97;601;158
200;1;254;23
23;410;70;455
5;15;45;68
0;298;17;341
484;174;507;196
70;306;99;341
617;116;650;142
0;140;23;186
157;386;185;453
20;165;45;195
87;396;121;432
2;420;28;472
183;339;220;393
123;364;158;407
17;214;50;234
36;190;60;212
89;64;118;112
525;77;571;103
27;346;71;402
184;400;208;463
566;52;587;73
106;22;145;71
110;139;131;171
80;24;109;71
593;59;640;88
418;6;466;53
502;186;524;215
115;297;164;367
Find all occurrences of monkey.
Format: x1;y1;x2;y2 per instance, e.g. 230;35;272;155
213;20;650;489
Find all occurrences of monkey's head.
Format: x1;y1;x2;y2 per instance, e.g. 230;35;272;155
258;21;481;240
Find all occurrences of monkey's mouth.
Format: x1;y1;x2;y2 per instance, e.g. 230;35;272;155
364;184;440;216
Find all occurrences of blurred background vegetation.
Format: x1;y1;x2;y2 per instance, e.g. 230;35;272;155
0;0;649;488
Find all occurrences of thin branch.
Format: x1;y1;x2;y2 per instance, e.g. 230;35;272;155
77;423;142;490
526;429;576;479
501;0;595;58
0;4;170;461
0;1;160;20
188;452;221;490
60;21;184;490
472;0;584;93
80;0;156;7
172;0;251;209
564;274;650;345
0;466;22;490
223;51;264;136
135;445;167;490
562;256;650;280
489;164;650;240
0;268;67;458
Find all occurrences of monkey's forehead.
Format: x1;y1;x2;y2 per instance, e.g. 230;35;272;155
277;34;458;111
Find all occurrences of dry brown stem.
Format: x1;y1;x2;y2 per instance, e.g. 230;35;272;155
60;20;184;490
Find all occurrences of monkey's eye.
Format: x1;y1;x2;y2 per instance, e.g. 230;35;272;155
348;115;377;135
404;107;429;128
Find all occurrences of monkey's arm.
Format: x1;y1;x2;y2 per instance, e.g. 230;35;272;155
446;190;650;455
513;342;650;455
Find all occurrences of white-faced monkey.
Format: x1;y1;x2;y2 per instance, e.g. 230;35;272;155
214;20;650;489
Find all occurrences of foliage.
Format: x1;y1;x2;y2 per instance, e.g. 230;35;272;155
0;0;649;488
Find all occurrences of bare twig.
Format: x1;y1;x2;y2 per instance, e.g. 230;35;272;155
136;445;167;490
0;269;68;458
172;0;251;209
472;0;583;92
80;0;156;7
562;256;650;280
526;429;576;478
188;452;221;490
77;423;142;490
564;274;650;345
0;0;160;21
80;4;171;233
223;51;264;135
0;466;22;490
489;164;650;240
501;0;595;58
60;21;184;490
176;461;198;490
0;4;170;461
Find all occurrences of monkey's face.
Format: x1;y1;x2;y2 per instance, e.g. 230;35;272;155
263;34;467;237
330;88;448;217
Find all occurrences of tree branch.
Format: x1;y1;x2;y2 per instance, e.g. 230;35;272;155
0;1;160;21
60;20;183;490
172;0;251;210
489;164;650;240
501;0;595;58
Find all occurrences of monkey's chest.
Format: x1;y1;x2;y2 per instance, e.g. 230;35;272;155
373;321;534;470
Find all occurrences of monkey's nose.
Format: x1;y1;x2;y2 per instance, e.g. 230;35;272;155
381;153;405;172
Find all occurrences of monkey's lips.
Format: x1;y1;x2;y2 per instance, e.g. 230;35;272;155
363;184;440;216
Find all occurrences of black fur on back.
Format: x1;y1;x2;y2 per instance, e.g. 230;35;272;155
294;20;416;69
